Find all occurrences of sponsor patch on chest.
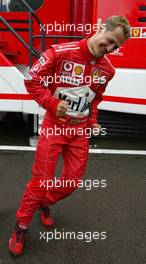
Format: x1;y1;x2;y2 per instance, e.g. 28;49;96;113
92;68;109;85
54;86;96;117
61;60;85;78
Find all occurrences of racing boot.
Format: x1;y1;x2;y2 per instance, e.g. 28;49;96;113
40;205;54;227
8;222;28;256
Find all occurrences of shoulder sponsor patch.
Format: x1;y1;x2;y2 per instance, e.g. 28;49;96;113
31;53;49;75
38;53;49;66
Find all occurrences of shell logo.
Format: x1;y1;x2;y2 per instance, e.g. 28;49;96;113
74;66;83;75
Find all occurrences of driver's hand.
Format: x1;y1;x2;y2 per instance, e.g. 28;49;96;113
56;100;69;117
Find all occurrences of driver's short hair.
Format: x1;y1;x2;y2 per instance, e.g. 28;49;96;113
105;16;131;39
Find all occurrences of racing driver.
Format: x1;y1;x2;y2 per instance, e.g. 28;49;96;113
9;15;130;255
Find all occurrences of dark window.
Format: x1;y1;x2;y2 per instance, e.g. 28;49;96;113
0;0;44;12
138;5;146;22
138;17;146;22
139;6;146;11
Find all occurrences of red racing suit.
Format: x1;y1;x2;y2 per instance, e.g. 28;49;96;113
16;38;115;225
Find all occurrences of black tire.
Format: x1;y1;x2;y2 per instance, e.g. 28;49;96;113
8;0;26;11
8;0;44;12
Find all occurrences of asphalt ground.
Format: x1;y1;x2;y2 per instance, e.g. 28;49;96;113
0;150;145;264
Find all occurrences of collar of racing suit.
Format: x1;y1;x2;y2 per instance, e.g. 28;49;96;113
79;37;104;64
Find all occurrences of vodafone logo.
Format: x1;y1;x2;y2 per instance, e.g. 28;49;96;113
64;62;73;72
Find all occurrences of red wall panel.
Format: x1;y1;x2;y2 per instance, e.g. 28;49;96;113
0;0;71;65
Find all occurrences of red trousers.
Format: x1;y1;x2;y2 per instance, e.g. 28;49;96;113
16;114;89;225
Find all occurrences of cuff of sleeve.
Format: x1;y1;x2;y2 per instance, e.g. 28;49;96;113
47;97;60;116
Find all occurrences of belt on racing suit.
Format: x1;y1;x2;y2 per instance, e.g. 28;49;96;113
57;116;88;126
